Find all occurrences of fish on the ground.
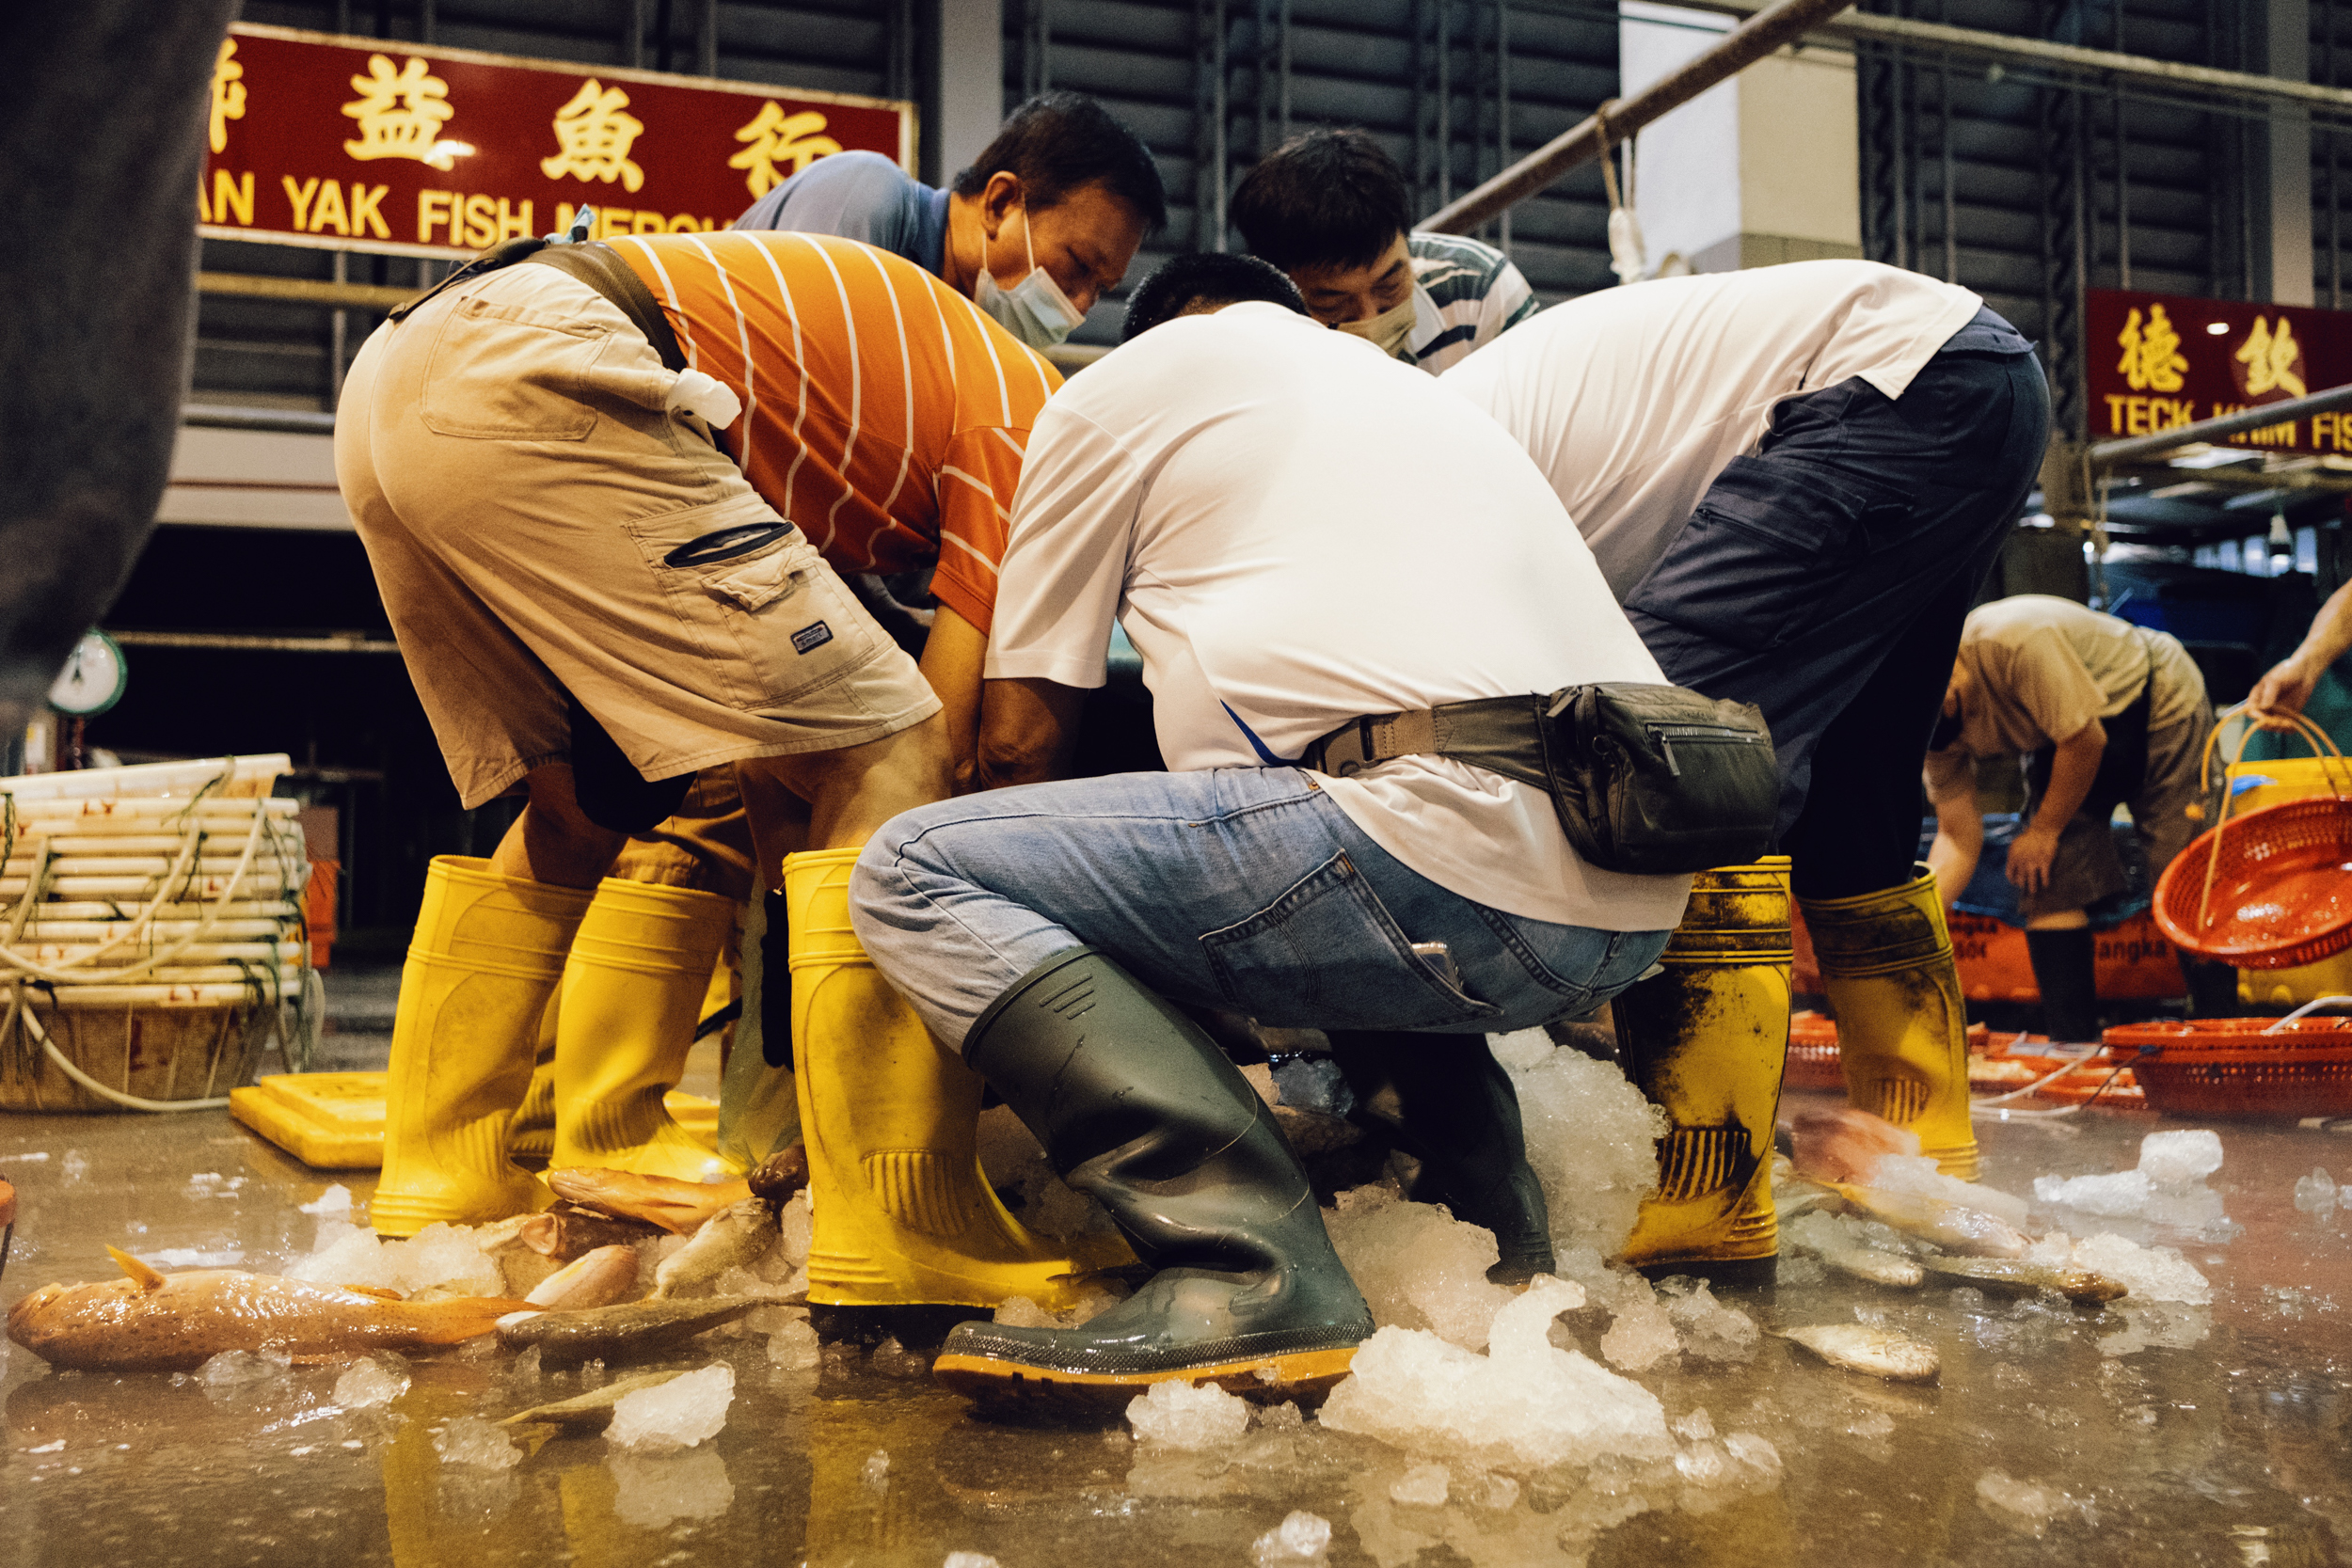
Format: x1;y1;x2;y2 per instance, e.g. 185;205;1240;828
1823;1181;2031;1259
524;1244;640;1309
1812;1242;1923;1289
494;1296;759;1364
7;1248;532;1372
472;1214;533;1254
501;1369;684;1430
1915;1253;2127;1306
654;1199;778;1300
548;1169;751;1234
519;1204;661;1259
1778;1323;1941;1383
1788;1106;1921;1186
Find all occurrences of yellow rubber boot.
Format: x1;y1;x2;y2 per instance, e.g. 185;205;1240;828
506;990;560;1163
1614;858;1792;1284
373;856;593;1238
785;847;1131;1309
549;879;739;1181
1799;865;1979;1180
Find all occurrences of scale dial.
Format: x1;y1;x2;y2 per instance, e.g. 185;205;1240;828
48;631;127;717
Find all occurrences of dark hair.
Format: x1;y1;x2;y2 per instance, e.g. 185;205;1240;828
1120;253;1307;341
951;92;1168;233
1230;128;1413;273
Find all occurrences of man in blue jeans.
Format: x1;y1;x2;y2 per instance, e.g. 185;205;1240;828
848;255;1692;1404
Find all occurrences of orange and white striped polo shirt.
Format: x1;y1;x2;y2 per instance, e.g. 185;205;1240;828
609;230;1060;636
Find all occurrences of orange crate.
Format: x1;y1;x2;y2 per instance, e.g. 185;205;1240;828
2102;1017;2352;1117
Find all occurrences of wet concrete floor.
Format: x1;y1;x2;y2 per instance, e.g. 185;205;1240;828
2;965;2347;1567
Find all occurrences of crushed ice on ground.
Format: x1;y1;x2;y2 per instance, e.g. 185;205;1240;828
1326;1185;1517;1350
1870;1154;2032;1227
861;1449;891;1490
606;1363;735;1452
2033;1130;2229;1230
1321;1276;1674;1472
290;1220;505;1299
1658;1279;1759;1363
992;1284;1122;1330
331;1352;410;1409
2026;1229;2213;1306
1389;1464;1450;1506
1507;1040;1668;1259
942;1556;1003;1568
610;1448;734;1528
2295;1167;2339;1222
766;1317;821;1371
1126;1379;1250;1450
1255;1401;1305;1431
1252;1510;1333;1564
434;1416;522;1469
195;1348;293;1393
297;1184;355;1218
1975;1469;2092;1535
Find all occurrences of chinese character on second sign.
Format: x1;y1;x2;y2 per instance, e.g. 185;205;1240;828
342;54;460;170
2116;303;2187;393
2235;315;2309;400
211;38;246;155
542;80;645;193
728;103;842;198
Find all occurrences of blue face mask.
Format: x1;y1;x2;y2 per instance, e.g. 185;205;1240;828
973;210;1087;350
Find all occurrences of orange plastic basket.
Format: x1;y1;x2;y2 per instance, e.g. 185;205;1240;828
2101;1017;2352;1117
2152;710;2352;970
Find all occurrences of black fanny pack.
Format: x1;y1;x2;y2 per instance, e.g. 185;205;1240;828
1299;684;1778;876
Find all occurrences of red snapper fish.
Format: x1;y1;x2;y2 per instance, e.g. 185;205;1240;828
7;1247;531;1373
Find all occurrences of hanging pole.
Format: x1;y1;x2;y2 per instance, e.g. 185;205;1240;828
1421;0;1854;233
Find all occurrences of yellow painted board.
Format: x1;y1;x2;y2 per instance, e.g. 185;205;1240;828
230;1070;720;1170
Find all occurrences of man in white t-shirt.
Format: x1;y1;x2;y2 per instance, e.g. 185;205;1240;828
848;255;1690;1405
1444;260;2048;1275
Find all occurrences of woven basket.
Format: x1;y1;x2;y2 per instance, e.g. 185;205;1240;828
2102;1017;2352;1118
0;992;290;1113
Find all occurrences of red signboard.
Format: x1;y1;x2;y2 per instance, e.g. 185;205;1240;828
2087;287;2352;457
199;24;914;258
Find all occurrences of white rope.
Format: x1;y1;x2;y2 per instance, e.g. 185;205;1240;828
2263;995;2352;1034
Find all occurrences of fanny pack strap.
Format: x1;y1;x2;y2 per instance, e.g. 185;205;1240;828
386;237;688;373
1299;695;1554;791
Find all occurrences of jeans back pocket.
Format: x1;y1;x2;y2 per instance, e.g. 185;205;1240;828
1200;852;1501;1031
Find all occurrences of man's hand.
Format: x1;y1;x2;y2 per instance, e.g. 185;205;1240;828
2005;822;2061;895
2248;654;2320;729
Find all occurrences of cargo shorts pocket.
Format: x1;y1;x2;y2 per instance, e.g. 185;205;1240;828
420;294;611;441
1200;852;1502;1031
628;514;886;713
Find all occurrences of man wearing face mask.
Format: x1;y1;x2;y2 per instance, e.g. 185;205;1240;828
735;91;1166;356
1230;127;1536;374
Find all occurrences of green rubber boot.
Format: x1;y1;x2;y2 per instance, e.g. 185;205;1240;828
931;949;1375;1413
1327;1028;1554;1284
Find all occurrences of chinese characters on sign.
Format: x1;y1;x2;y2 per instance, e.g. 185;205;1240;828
199;23;913;258
2087;289;2351;457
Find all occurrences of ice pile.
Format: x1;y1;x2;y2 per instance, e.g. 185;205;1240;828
1658;1279;1760;1363
610;1449;734;1527
2033;1130;2228;1229
1325;1185;1518;1350
1667;1407;1783;1515
991;1285;1122;1330
1871;1154;2032;1228
943;1556;1004;1568
1126;1378;1250;1450
194;1348;293;1391
434;1416;522;1470
1252;1510;1332;1564
1320;1276;1675;1472
291;1220;505;1299
2026;1229;2211;1306
606;1362;735;1451
1503;1037;1669;1259
2295;1167;2339;1223
766;1317;821;1371
1389;1464;1451;1506
1975;1469;2093;1536
332;1351;411;1410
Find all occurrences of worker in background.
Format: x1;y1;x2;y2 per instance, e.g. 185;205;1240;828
1925;595;2231;1039
1229;128;1535;374
508;103;1168;1195
846;254;1688;1402
336;228;1119;1321
2249;575;2352;744
1442;259;2046;1281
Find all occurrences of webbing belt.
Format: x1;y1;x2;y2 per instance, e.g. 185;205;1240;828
1298;695;1556;791
387;236;688;372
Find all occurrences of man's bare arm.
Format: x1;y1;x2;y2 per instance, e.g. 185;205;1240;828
2250;578;2352;725
2008;719;2106;895
1926;775;1984;910
917;605;988;794
976;676;1089;792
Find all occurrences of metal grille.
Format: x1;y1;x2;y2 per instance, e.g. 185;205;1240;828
1006;0;1617;345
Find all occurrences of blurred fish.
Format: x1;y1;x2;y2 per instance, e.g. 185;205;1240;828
519;1204;660;1259
548;1169;749;1234
7;1248;531;1372
501;1369;683;1431
1780;1323;1940;1383
523;1244;639;1309
1916;1254;2127;1306
494;1296;757;1365
654;1200;778;1300
1788;1106;1920;1186
1823;1181;2031;1259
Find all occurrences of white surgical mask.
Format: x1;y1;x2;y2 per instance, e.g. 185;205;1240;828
973;209;1087;350
1336;293;1418;358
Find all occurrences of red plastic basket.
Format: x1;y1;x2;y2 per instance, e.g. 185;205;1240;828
2101;1017;2352;1118
2153;712;2352;970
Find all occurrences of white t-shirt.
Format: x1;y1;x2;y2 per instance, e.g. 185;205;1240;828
985;301;1692;932
1440;260;1986;597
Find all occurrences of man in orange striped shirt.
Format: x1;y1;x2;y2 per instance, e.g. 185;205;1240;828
337;230;1114;1316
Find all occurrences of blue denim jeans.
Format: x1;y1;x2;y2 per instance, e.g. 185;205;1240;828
850;766;1674;1050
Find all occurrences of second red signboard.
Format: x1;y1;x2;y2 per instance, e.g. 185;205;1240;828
2087;287;2352;457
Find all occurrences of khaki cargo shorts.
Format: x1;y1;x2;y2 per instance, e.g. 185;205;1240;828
335;262;939;810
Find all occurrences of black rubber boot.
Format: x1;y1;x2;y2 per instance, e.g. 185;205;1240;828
930;949;1375;1412
2183;958;2240;1019
1327;1029;1555;1284
2025;927;2100;1042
